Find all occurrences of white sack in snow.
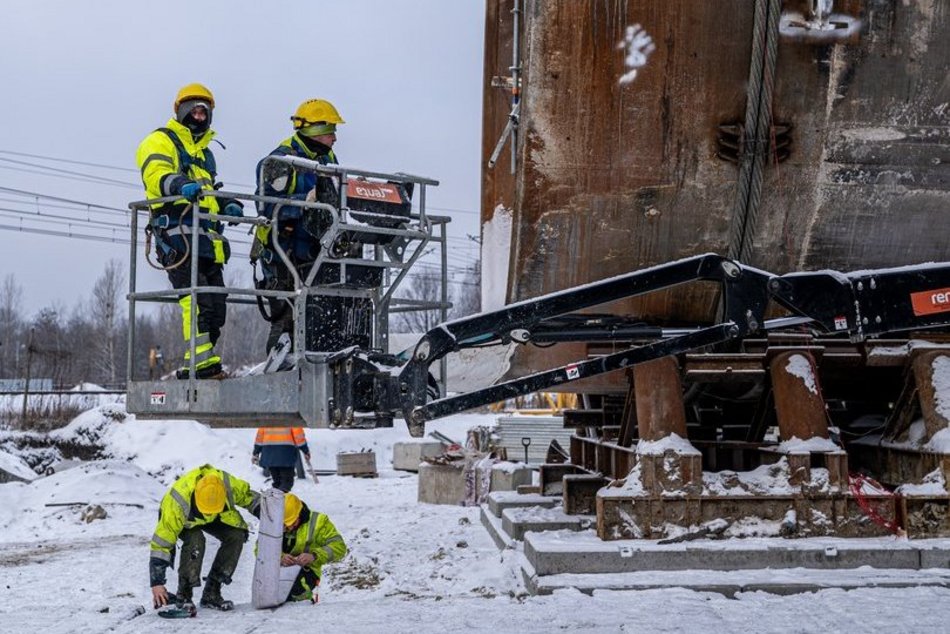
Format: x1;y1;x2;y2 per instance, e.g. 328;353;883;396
252;488;285;609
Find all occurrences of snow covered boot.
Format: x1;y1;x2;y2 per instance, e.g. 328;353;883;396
199;579;234;612
158;590;196;619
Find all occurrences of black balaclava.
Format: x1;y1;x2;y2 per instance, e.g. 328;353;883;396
176;99;212;136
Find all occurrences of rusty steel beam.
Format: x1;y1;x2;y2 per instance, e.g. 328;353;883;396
770;350;829;441
634;355;688;441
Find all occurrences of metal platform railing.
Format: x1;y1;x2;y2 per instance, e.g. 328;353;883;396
126;160;451;420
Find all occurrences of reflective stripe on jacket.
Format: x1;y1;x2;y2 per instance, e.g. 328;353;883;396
285;509;347;579
253;427;310;468
136;119;230;263
149;464;260;563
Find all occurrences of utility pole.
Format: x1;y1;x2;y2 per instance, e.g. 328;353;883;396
21;327;35;426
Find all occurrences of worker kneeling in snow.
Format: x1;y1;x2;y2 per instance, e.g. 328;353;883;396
149;464;261;612
280;492;347;603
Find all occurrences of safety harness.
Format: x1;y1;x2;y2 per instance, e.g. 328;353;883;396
145;129;222;270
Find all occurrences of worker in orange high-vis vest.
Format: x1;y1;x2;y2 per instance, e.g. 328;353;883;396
252;427;311;492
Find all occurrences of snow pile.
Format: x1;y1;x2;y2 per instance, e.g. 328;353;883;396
0;459;163;540
635;433;700;456
702;460;800;497
0;449;37;482
777;436;840;453
898;468;948;496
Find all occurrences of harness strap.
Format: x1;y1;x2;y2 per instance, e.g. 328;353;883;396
157;127;217;178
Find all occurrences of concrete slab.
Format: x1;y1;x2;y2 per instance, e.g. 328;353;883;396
392;441;444;472
486;491;560;518
523;531;950;577
520;556;950;596
501;506;594;541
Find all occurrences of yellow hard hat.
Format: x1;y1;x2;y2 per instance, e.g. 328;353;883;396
174;83;215;112
194;474;226;515
284;493;303;528
291;99;344;129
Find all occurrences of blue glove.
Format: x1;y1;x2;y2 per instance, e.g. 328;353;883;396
222;202;244;225
222;202;244;218
179;181;201;202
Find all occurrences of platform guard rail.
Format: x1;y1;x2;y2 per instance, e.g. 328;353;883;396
126;158;448;426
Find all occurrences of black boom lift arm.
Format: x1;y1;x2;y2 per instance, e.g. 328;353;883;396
329;253;950;437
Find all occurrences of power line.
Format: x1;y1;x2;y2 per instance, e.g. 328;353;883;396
0;156;141;188
0;185;129;211
0;164;141;190
0;149;141;173
0;149;484;215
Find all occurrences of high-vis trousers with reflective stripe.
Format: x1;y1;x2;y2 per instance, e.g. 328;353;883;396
168;260;227;370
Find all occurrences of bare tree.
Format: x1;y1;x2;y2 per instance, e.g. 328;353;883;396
0;274;23;378
450;260;481;320
391;267;447;333
89;260;127;385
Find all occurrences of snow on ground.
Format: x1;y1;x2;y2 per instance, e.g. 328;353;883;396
1;407;949;633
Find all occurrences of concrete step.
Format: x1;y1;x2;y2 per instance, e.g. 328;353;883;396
501;506;594;541
521;557;950;596
524;530;950;576
486;490;559;518
479;504;515;550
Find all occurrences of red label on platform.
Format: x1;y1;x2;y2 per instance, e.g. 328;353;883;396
911;287;950;316
346;181;403;204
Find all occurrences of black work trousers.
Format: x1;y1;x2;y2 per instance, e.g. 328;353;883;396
262;262;312;355
177;520;248;595
167;258;227;346
269;466;296;492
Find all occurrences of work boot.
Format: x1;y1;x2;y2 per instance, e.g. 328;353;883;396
199;579;234;612
165;589;196;612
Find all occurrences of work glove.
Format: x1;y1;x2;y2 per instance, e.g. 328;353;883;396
179;181;202;202
223;202;244;217
222;202;244;226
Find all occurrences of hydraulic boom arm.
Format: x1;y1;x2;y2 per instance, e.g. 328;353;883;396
329;254;950;437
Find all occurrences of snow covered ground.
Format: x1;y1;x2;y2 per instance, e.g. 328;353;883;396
1;407;948;633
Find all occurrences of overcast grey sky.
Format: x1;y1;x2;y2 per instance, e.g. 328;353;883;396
0;0;485;314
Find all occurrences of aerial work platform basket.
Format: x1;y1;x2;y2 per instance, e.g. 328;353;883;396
125;158;447;428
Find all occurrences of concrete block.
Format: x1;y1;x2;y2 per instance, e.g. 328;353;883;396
563;474;608;515
490;463;533;492
539;463;586;496
392;441;444;472
336;451;377;477
487;491;560;518
501;506;590;541
417;462;467;505
920;549;950;569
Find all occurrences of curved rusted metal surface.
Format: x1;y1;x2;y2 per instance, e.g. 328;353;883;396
481;0;950;388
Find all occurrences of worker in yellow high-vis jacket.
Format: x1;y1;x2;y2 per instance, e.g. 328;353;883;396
280;492;347;603
136;83;244;379
149;465;261;613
